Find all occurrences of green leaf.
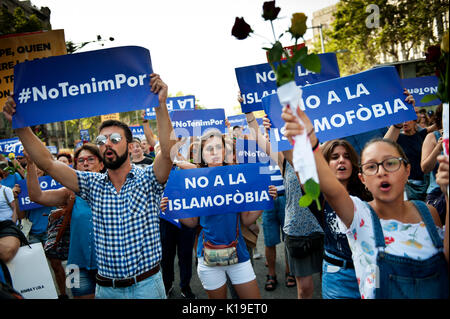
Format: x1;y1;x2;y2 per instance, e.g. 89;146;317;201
299;53;321;73
420;94;438;103
291;46;308;64
275;63;295;87
299;193;313;207
267;41;284;64
304;178;320;198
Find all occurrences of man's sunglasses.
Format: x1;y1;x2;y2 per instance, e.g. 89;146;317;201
95;133;122;146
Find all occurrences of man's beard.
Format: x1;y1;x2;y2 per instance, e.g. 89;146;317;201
103;148;128;170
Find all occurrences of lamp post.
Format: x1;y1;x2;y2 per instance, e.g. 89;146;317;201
309;24;325;53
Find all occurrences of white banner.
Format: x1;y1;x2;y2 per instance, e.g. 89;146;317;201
6;243;58;299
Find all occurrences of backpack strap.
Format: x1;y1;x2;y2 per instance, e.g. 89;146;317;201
55;190;76;244
2;186;13;211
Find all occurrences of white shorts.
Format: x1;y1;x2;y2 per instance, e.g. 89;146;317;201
197;258;256;291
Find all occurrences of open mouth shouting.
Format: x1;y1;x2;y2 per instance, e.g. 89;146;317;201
379;181;392;192
104;148;117;160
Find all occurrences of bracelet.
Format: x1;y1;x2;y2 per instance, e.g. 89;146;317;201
394;124;403;129
312;139;320;152
307;127;315;136
247;118;256;124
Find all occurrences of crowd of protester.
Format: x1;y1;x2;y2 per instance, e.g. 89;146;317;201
0;77;448;299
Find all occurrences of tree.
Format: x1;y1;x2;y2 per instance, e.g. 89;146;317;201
313;0;449;76
0;7;45;139
0;7;43;35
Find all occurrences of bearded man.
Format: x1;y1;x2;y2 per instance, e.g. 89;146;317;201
3;73;176;299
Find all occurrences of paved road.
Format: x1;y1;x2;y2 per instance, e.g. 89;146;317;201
167;218;322;300
22;218;322;299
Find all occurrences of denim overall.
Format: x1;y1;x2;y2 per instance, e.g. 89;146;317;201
367;200;449;299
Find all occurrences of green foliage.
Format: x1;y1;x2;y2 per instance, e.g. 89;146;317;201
0;7;43;35
313;0;449;76
298;178;321;210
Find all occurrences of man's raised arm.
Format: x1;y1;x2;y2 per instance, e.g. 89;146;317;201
3;96;79;192
150;74;176;184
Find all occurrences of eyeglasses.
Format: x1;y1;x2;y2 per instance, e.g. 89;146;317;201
360;157;408;176
204;144;223;153
95;133;122;146
76;156;97;164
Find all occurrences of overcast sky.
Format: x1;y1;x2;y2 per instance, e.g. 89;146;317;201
31;0;339;116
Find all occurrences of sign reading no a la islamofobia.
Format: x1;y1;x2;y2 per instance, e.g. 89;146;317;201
12;46;160;129
261;66;418;150
235;52;340;113
161;163;274;220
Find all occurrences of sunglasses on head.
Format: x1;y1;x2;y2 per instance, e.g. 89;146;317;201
95;133;122;146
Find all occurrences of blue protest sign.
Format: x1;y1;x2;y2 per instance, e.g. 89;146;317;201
46;145;58;155
161;163;274;219
0;137;23;156
13;46;159;129
235;138;271;164
129;125;145;141
235;53;340;113
227;114;264;135
80;129;90;142
263;66;417;143
262;94;293;152
159;211;181;228
400;76;440;107
17;175;63;210
170;108;226;137
227;114;247;129
145;95;195;120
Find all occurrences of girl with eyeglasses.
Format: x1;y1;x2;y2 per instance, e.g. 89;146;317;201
281;106;448;299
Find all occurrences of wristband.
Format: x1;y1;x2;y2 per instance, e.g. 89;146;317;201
394;124;403;129
312;139;320;152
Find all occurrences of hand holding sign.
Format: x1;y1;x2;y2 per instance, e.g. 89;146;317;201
2;94;15;123
150;73;168;106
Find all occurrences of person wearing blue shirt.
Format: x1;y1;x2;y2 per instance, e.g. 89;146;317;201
165;131;277;299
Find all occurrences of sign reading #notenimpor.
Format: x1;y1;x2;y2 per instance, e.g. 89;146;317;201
12;46;159;129
170;108;227;137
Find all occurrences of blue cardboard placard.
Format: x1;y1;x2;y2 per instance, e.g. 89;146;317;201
130;125;145;141
235;138;272;164
161;163;274;219
400;76;440;107
0;137;23;156
80;129;90;142
13;46;158;128
262;66;417;144
170;108;226;137
235;53;340;113
46;145;58;155
17;175;63;210
262;94;294;152
145;95;195;120
227;114;264;135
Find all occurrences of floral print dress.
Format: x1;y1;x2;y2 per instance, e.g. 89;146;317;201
338;196;445;299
